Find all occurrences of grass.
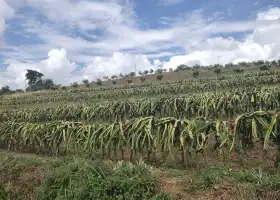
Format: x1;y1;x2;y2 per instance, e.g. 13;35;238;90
0;152;170;200
1;151;280;200
157;166;280;200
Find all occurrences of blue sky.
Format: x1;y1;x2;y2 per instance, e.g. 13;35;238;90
0;0;280;89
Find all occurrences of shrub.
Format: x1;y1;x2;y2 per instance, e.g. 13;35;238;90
192;70;199;78
259;65;270;71
140;76;146;82
71;82;78;88
96;79;102;86
156;74;164;81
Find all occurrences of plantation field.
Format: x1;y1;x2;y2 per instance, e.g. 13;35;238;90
1;68;280;199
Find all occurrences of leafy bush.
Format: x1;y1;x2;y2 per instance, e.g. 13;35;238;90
96;78;102;86
140;76;146;82
37;159;165;200
259;65;270;71
156;74;164;81
71;82;78;88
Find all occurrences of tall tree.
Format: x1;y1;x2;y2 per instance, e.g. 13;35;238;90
25;69;44;86
214;68;222;78
192;70;199;78
83;79;89;85
44;79;54;89
0;86;10;94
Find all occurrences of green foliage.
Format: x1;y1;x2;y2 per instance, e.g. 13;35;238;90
111;75;118;80
140;76;146;82
214;68;222;78
143;70;149;75
96;78;102;86
155;69;163;74
71;82;78;88
156;74;164;81
0;86;11;95
192;70;199;78
82;79;89;85
234;68;244;73
259;65;270;71
37;159;164;200
25;69;44;86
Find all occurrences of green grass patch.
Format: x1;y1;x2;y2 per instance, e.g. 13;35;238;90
0;153;170;200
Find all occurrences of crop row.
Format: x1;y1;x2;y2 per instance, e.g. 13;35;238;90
1;86;280;122
1;71;280;105
0;110;279;166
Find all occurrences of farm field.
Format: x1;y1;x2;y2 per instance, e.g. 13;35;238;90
1;66;280;199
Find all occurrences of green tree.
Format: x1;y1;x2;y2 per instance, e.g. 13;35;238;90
155;69;163;74
149;69;154;74
234;68;244;73
156;74;164;81
111;75;118;80
25;69;44;86
259;65;270;71
130;72;135;77
71;82;78;88
96;78;102;86
140;76;146;82
44;79;54;89
192;70;199;78
82;79;89;85
225;63;234;68
0;86;10;95
143;70;149;75
214;68;222;78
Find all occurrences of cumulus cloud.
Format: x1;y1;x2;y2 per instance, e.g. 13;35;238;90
162;8;280;69
0;49;158;89
82;52;157;81
38;49;77;84
1;2;280;89
0;0;14;38
0;48;79;89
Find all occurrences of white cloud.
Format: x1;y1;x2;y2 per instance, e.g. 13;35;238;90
162;8;280;68
1;2;280;89
82;52;157;81
0;0;14;37
0;48;80;89
0;49;159;89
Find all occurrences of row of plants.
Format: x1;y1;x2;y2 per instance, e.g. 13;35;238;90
1;86;280;122
1;110;279;167
2;70;280;106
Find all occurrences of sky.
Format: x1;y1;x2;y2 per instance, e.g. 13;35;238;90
0;0;280;89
